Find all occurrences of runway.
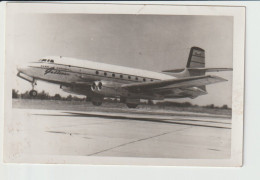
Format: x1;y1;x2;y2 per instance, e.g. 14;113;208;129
5;108;231;162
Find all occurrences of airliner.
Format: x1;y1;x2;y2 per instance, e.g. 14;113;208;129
17;47;232;108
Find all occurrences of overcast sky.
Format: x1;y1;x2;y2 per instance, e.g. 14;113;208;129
7;14;233;106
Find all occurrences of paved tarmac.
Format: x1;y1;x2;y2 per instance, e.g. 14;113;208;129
4;108;231;162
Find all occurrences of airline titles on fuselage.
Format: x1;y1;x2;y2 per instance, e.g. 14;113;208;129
43;66;69;76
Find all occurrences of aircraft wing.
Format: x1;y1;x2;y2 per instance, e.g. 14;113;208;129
121;75;227;92
58;81;92;87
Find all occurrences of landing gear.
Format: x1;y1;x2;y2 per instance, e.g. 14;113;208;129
91;96;103;106
120;97;126;103
126;103;138;108
86;96;91;101
125;98;139;108
92;101;102;106
29;90;37;97
29;79;38;97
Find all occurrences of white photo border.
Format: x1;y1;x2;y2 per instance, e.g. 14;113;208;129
3;2;245;167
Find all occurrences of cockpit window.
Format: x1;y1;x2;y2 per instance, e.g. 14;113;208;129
40;59;54;63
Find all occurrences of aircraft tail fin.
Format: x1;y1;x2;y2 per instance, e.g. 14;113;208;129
186;47;205;68
162;47;232;92
182;47;206;91
162;47;232;76
162;47;206;76
186;47;206;76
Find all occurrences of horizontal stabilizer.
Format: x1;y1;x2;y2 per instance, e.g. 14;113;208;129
188;68;233;72
162;68;233;73
162;68;185;73
122;75;227;92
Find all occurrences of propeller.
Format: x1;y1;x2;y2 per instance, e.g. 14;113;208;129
91;81;103;91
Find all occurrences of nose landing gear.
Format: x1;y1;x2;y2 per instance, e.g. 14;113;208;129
29;80;38;97
29;90;37;97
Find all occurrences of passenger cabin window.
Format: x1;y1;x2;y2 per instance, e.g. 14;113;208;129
143;78;146;82
104;72;107;76
151;79;154;82
120;75;123;79
42;59;54;63
96;71;99;75
128;76;131;79
135;77;138;81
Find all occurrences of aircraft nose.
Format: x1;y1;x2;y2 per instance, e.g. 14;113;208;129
17;64;28;73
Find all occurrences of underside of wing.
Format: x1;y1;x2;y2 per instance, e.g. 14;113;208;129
122;75;227;92
60;81;92;96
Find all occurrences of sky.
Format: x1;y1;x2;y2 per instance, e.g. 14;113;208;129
7;14;233;107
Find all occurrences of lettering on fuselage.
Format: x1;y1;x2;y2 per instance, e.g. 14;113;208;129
44;67;69;76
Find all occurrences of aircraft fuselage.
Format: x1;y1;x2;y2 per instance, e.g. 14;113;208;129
17;55;208;107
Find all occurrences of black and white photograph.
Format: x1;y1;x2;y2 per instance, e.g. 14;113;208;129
3;3;245;166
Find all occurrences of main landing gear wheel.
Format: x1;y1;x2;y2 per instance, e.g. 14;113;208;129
91;96;103;106
92;101;102;106
29;90;37;97
126;103;138;108
86;96;91;102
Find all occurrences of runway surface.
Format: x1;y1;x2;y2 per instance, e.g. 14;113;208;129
5;108;231;162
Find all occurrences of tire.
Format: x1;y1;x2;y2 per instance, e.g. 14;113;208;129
91;96;103;106
92;100;102;106
86;96;91;101
120;97;126;103
29;90;37;97
126;103;138;108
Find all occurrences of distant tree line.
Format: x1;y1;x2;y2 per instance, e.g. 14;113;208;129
156;101;230;110
12;89;230;109
12;89;85;101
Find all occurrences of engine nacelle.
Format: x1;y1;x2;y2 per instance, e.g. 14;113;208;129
91;81;103;92
91;81;126;97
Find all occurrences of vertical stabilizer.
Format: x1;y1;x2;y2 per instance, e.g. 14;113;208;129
186;47;206;91
186;47;205;69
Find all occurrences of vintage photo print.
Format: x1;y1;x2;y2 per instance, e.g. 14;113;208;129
3;3;245;166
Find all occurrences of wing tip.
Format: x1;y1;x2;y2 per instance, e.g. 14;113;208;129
209;75;228;82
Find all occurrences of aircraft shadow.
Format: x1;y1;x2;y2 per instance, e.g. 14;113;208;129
33;112;231;129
